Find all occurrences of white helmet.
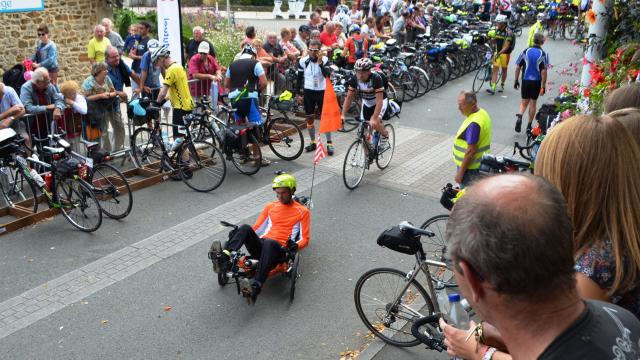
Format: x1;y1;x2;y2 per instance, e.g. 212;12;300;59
147;39;161;51
495;14;508;23
537;13;545;21
150;45;170;63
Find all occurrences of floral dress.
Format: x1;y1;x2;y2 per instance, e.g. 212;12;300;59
575;238;640;319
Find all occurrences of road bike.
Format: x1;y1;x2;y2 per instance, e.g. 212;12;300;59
354;221;457;347
342;117;396;190
130;106;226;192
0;137;103;232
472;45;494;93
32;132;134;219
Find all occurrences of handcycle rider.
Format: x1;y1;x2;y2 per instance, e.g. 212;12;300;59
209;173;310;304
340;58;390;144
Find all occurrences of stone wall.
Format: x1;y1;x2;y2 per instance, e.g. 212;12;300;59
0;0;113;83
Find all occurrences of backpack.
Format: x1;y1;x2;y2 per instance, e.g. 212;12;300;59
2;64;26;97
353;38;365;60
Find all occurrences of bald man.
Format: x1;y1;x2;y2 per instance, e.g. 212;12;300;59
87;25;112;64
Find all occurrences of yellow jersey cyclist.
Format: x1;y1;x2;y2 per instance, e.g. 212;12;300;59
340;58;390;145
487;15;515;95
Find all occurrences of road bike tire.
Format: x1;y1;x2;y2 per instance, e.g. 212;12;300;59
428;63;447;90
354;267;434;347
1;167;38;213
231;133;262;175
376;124;395;170
178;140;226;192
131;127;164;168
57;177;102;232
289;253;300;302
343;140;367;190
410;66;431;97
90;162;133;219
420;214;455;288
401;71;418;102
564;22;577;40
472;64;489;93
338;95;362;133
524;133;537;162
266;117;304;161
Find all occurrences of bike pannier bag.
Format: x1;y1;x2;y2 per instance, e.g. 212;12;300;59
377;225;421;255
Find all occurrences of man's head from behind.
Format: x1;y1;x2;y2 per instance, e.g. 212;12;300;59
446;174;576;323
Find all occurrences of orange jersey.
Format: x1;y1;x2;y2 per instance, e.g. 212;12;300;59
252;200;310;249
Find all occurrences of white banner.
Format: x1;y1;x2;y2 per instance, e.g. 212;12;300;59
157;0;183;66
0;0;44;13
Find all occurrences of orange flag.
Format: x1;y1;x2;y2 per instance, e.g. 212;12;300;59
319;78;342;134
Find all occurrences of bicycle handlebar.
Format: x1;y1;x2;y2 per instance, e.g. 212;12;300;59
410;315;447;352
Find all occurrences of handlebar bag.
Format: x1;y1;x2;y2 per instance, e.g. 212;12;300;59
377;225;421;255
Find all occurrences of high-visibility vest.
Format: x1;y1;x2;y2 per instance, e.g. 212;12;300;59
453;108;492;169
527;21;543;48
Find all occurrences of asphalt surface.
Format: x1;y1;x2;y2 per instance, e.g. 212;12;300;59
0;20;582;360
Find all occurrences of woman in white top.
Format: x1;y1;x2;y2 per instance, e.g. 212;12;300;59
349;2;363;24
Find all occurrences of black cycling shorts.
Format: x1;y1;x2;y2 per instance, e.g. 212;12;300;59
521;80;541;100
303;89;324;116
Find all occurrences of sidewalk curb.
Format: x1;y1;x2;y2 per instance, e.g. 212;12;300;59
357;338;387;360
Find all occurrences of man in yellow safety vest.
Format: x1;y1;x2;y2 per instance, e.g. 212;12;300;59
453;90;492;187
527;13;546;47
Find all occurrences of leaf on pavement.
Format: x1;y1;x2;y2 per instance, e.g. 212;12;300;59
339;349;360;360
164;306;172;311
101;319;109;325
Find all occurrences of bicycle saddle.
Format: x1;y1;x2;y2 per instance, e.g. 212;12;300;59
81;139;100;149
398;221;435;238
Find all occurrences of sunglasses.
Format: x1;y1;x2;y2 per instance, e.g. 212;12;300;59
309;49;320;52
37;33;46;36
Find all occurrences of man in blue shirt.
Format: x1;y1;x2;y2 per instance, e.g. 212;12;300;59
138;39;162;99
513;33;548;134
0;82;25;129
106;46;142;151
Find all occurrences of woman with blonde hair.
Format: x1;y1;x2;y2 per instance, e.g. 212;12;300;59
609;107;640;146
535;114;640;318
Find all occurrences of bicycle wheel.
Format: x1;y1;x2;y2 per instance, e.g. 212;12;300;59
192;121;216;143
420;214;455;288
90;163;133;219
410;66;431;97
401;71;418;102
178;140;226;192
376;124;395;170
564;22;577;40
131;127;163;168
428;63;447;90
1;168;38;213
472;64;489;93
231;133;261;175
56;177;102;232
266;117;304;161
343;140;367;190
354;267;434;347
338;96;362;133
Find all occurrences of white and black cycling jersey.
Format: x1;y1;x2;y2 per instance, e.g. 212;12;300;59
347;72;386;108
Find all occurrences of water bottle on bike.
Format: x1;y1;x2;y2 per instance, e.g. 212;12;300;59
448;293;470;360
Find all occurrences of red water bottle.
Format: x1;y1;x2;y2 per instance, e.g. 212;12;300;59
44;172;52;192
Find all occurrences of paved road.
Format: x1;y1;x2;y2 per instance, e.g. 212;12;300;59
0;23;582;360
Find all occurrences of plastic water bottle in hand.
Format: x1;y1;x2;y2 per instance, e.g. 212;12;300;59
436;286;450;316
448;293;470;360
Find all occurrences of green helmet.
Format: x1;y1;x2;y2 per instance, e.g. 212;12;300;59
272;173;296;192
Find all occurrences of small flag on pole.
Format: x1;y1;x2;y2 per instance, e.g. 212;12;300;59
313;136;327;166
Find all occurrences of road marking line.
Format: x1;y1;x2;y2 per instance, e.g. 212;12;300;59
0;168;333;340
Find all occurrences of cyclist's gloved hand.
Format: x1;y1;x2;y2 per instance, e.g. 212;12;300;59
287;240;298;253
514;80;520;90
540;87;546;96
